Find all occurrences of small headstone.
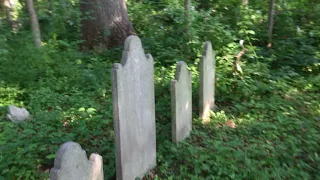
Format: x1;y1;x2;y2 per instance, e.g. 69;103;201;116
199;41;215;122
171;61;192;144
112;35;156;180
7;105;30;122
89;153;104;180
50;142;104;180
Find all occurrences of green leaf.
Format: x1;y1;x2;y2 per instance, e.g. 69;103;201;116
46;154;56;159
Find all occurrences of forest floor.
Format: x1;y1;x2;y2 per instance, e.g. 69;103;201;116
153;74;320;179
0;50;319;179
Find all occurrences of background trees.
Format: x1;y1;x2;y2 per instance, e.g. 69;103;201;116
26;0;41;47
0;0;13;24
80;0;135;50
267;0;276;47
184;0;191;37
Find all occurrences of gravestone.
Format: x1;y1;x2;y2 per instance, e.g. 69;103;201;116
7;105;30;122
112;35;156;180
199;41;215;122
50;142;104;180
171;61;192;144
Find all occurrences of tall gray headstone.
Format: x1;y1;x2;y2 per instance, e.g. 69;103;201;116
112;35;156;180
199;41;215;122
50;142;104;180
171;61;192;144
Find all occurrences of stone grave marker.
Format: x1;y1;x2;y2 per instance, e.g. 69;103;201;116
112;35;156;180
7;105;30;122
171;61;192;144
199;41;215;122
50;142;104;180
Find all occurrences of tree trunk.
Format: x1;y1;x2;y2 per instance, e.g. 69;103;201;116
267;0;275;47
0;2;2;26
184;0;191;37
26;0;41;48
2;0;12;23
80;0;135;51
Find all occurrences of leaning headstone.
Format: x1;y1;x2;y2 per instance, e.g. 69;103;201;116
112;35;156;180
50;142;104;180
7;105;30;122
171;61;192;144
199;41;215;122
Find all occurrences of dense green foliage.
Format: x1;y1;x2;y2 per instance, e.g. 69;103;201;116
0;0;319;179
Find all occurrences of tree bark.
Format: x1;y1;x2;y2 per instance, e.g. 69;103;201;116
1;0;12;23
80;0;135;51
0;1;2;25
184;0;191;37
267;0;275;47
26;0;41;48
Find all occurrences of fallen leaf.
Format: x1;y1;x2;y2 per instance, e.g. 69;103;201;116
225;120;236;128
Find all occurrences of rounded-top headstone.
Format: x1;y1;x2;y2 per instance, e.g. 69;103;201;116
171;61;192;144
112;35;156;180
50;142;91;180
205;41;212;50
124;35;142;51
199;41;215;122
175;61;189;81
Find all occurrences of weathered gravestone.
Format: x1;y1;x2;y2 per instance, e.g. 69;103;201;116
171;61;192;144
112;35;156;180
50;142;104;180
199;41;215;122
7;105;30;122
